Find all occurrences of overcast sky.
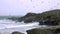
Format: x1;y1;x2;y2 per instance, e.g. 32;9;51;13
0;0;60;16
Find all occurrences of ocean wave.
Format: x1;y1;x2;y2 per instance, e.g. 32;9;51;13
0;19;39;34
0;19;39;29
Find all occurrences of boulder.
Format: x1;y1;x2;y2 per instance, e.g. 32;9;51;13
11;31;23;34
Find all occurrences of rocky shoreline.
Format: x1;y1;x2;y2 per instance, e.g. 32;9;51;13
8;9;60;26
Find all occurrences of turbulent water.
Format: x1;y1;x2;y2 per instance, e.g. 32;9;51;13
0;19;39;34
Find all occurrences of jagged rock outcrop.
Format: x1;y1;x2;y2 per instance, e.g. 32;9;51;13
18;9;60;24
39;15;59;26
17;12;40;23
8;9;60;25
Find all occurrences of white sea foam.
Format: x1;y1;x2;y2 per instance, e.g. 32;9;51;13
0;19;39;34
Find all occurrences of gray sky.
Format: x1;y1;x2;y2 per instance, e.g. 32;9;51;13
0;0;60;16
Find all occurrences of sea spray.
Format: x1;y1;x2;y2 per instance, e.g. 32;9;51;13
0;19;39;34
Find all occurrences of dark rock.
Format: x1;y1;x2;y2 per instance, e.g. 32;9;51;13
25;12;37;17
26;28;54;34
39;14;59;26
17;13;38;23
24;19;33;23
45;20;59;26
26;29;37;34
54;28;60;34
14;9;60;24
39;20;59;26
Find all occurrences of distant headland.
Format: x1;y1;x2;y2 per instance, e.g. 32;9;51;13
8;9;60;26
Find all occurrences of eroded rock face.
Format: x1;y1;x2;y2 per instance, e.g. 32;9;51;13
8;9;60;24
18;13;39;23
18;9;60;23
39;20;59;26
39;15;59;26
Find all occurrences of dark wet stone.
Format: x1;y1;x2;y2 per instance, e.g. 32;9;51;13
39;20;59;26
54;28;60;34
24;19;33;23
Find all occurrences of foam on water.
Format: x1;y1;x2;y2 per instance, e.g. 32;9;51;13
0;19;39;34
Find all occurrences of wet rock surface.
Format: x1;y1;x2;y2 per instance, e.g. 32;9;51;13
39;20;59;26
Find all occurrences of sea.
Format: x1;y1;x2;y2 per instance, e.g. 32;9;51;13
0;16;39;34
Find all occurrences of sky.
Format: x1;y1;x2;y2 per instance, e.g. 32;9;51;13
0;0;60;16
